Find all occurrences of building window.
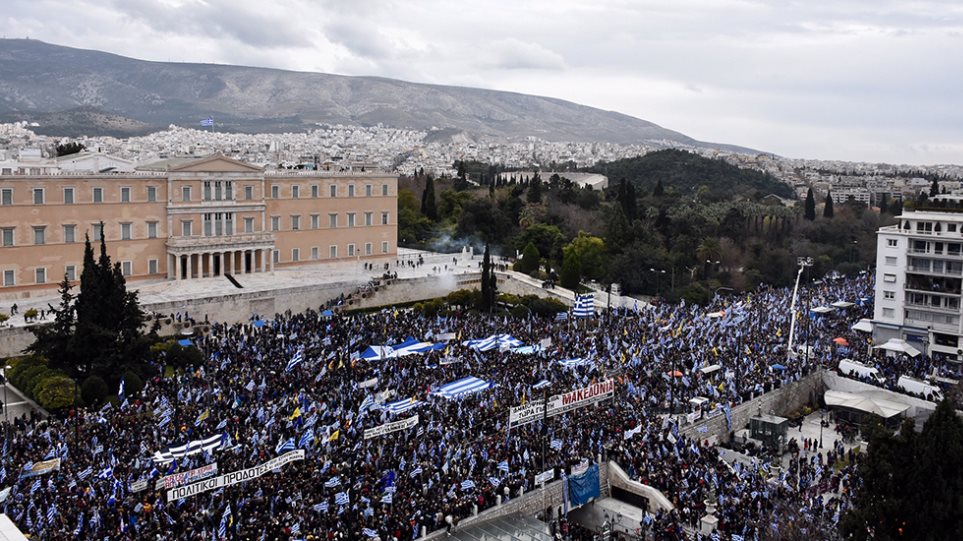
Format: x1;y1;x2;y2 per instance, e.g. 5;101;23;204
181;220;193;237
271;216;280;231
364;212;373;226
887;238;898;247
329;214;337;228
203;213;213;237
226;181;233;200
147;186;157;202
273;250;280;263
292;248;300;262
292;185;300;199
291;215;301;230
93;187;104;203
885;256;897;266
950;224;958;233
121;187;131;203
329;245;338;258
35;268;46;284
204;181;212;201
244;217;254;233
245;185;254;200
271;185;279;199
329;185;337;198
311;185;319;198
365;184;372;197
365;242;372;255
2;270;13;286
121;223;132;240
92;223;104;241
381;241;389;254
310;215;319;229
33;226;46;245
1;228;14;247
382;184;388;197
311;247;319;260
148;259;158;275
63;224;76;244
882;307;895;318
121;261;132;276
63;187;74;204
884;290;895;300
347;213;356;228
883;273;897;283
182;186;191;202
348;185;355;198
347;244;356;257
147;221;158;239
65;265;76;281
1;188;11;205
215;181;223;201
382;212;389;225
33;188;44;205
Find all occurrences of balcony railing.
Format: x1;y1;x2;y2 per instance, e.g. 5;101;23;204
167;232;275;250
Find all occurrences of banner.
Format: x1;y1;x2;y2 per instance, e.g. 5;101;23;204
567;463;600;507
508;400;546;429
509;379;617;428
20;458;61;479
167;450;305;501
156;462;219;490
358;377;379;389
435;332;456;341
363;414;419;440
153;433;224;464
130;479;149;493
535;469;555;485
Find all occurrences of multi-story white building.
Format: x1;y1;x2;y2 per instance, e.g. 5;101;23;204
874;205;963;360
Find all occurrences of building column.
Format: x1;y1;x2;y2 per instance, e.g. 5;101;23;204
187;253;194;279
260;249;267;273
206;252;214;277
225;251;232;275
173;254;180;280
269;248;275;274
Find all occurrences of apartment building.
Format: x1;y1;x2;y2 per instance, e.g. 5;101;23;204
873;205;963;360
0;155;397;294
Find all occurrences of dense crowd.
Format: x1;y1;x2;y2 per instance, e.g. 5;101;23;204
0;271;927;540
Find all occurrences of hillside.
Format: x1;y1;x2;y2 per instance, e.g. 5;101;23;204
590;149;795;200
0;39;752;151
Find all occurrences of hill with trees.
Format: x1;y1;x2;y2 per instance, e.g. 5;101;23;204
399;150;890;304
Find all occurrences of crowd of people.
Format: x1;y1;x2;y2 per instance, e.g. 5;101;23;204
0;271;930;540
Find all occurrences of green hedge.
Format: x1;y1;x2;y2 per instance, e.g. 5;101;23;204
5;355;76;411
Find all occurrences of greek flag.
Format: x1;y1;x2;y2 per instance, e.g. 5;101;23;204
154;433;223;463
335;491;349;505
200;117;214;127
573;294;595;318
73;513;84;536
286;348;305;372
299;429;315;449
97;466;113;479
488;476;501;487
460;479;476;491
324;477;341;488
117;377;126;405
313;501;329;513
46;504;56;524
275;438;296;454
77;466;93;480
381;492;393;504
30;479;40;494
363;528;378;538
498;460;509;473
358;395;375;413
290;523;300;534
732;535;745;541
550;439;563;451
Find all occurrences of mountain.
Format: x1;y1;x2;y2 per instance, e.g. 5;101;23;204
0;39;753;151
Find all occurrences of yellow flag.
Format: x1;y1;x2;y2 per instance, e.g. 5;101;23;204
621;352;627;364
521;393;527;406
623;327;627;337
776;328;782;338
338;359;344;369
289;406;301;421
328;430;340;442
457;330;462;341
444;345;450;356
712;347;718;357
393;309;399;318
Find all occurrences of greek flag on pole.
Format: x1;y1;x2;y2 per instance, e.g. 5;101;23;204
335;491;349;505
117;377;126;404
286;348;305;372
363;528;378;538
275;438;296;454
573;294;595;318
200;117;214;127
461;479;476;491
153;434;223;463
324;477;341;488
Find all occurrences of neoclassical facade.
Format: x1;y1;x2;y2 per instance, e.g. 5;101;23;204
0;155;397;295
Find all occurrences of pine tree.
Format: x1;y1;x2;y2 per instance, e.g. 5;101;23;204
824;190;834;218
804;188;816;220
930;178;940;197
421;176;438;221
527;173;542;203
519;242;540;274
560;251;581;290
26;275;76;374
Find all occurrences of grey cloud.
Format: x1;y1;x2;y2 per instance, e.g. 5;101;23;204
485;39;565;71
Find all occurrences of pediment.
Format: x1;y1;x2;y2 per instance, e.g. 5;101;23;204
170;155;263;173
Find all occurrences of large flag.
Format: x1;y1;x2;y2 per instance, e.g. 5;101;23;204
573;294;595;318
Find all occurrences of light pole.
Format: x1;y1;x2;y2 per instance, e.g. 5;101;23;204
819;409;825;449
786;257;814;366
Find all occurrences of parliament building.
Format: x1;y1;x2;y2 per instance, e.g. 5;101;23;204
0;155;397;296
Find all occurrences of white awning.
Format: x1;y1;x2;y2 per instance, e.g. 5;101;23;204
851;318;873;333
825;390;909;419
873;338;922;358
832;301;855;308
811;306;836;314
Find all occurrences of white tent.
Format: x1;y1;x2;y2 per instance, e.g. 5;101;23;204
824;390;909;419
873;338;922;358
831;301;855;308
706;311;726;319
810;306;836;314
851;319;873;333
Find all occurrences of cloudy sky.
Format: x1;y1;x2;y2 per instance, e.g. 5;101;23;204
5;0;963;164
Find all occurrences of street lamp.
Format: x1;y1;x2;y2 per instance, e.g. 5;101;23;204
1;364;9;427
819;409;824;449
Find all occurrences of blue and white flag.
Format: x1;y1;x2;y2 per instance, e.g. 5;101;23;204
324;477;341;488
381;492;393;505
275;438;296;454
290;523;300;534
286;348;305;372
498;460;509;473
460;479;476;491
362;528;378;538
117;377;126;405
409;466;422;478
573;294;595;318
298;429;315;449
200;117;214;127
488;476;501;487
335;491;349;505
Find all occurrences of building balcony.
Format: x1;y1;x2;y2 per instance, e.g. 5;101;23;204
166;232;275;254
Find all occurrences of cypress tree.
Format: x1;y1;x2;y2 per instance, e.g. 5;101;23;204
824;190;834;218
560;251;581;290
527;173;542;203
930;178;940;197
653;179;664;197
804;188;816;220
421;176;438;221
480;244;493;312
